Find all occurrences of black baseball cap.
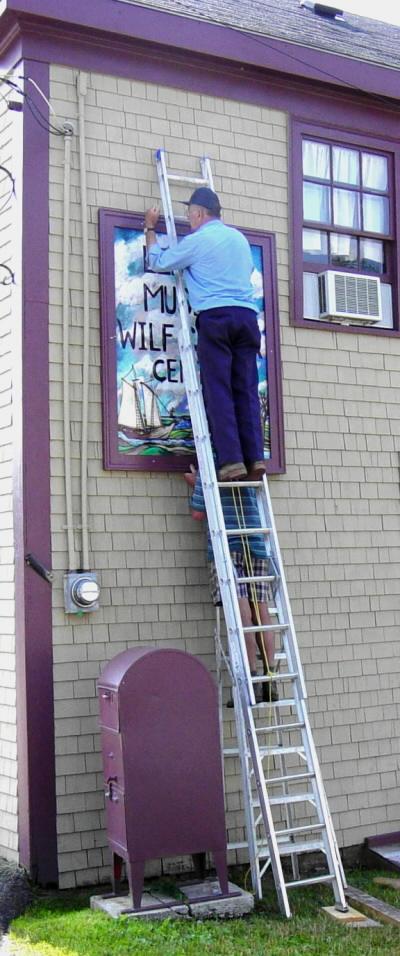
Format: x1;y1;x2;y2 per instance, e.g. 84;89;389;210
184;186;221;215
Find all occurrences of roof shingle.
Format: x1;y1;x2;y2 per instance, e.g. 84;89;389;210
119;0;400;72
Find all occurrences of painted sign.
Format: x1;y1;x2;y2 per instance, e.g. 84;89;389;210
100;211;284;473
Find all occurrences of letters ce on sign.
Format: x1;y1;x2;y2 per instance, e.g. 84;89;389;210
99;210;284;474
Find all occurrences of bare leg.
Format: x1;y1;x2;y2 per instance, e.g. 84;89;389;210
238;596;257;671
252;601;275;671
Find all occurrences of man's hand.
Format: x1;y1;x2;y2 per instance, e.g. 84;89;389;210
183;465;205;520
183;463;197;489
144;206;160;229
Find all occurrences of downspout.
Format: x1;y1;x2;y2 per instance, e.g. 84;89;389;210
77;73;90;571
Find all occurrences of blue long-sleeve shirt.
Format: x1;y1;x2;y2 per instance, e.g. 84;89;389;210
148;219;258;314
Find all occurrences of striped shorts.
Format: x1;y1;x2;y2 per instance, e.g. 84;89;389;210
209;552;271;606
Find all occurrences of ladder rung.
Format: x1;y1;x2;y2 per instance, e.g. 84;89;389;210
236;575;276;584
269;792;316;807
259;745;306;758
251;672;296;683
243;624;289;633
285;873;335;889
225;527;271;537
217;479;263;488
255;720;304;734
252;792;315;809
227;838;325;857
167;174;209;185
275;823;324;838
275;652;287;661
275;839;326;857
265;771;315;785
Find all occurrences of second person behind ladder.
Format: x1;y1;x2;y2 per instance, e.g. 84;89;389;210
144;188;265;483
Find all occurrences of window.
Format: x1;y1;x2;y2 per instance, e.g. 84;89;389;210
291;121;399;334
302;140;391;277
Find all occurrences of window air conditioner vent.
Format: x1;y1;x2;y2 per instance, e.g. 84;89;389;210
318;271;382;325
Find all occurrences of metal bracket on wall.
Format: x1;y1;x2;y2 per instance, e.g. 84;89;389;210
25;553;54;585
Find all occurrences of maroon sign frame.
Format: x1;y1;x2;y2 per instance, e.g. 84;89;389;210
99;208;285;474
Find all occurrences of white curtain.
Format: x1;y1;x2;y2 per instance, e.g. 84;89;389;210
333;188;360;229
360;238;384;271
331;233;356;261
362;153;388;191
333;147;359;185
302;229;327;256
363;194;389;234
303;182;330;223
302;140;330;179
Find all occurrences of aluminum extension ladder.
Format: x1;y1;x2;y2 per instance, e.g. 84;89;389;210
154;148;348;918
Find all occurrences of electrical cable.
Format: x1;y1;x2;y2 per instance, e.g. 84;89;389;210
0;263;15;285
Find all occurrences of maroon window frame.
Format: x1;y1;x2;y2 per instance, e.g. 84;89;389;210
99;208;285;474
290;119;400;336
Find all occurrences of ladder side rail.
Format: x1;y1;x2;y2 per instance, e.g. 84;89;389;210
256;477;307;698
200;156;215;190
297;701;348;907
273;709;301;883
238;692;292;917
156;148;178;244
231;685;262;899
280;627;346;902
214;607;226;799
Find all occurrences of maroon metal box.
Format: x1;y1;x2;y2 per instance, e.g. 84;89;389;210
98;647;229;909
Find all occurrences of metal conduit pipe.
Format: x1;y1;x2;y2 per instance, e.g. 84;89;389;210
62;125;76;570
77;72;90;571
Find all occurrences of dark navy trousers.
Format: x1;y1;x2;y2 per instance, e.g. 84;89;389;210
196;306;264;468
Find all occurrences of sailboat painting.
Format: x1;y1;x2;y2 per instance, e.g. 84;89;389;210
112;222;270;465
118;372;174;441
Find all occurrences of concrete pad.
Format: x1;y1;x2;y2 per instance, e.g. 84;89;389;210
322;905;370;923
90;893;189;920
90;881;253;921
182;880;254;919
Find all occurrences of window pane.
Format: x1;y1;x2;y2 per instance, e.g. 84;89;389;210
333;147;359;185
302;140;330;180
303;182;331;223
330;233;358;268
302;229;328;263
362;153;388;191
363;194;389;234
333;188;360;229
360;238;385;274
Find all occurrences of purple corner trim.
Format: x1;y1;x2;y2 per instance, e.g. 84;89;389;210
99;209;285;475
14;59;58;884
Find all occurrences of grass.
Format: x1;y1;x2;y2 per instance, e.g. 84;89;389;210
7;869;400;956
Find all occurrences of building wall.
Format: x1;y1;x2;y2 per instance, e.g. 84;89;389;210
49;64;400;888
0;79;21;863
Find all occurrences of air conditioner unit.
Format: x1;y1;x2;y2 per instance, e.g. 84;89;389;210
318;271;382;324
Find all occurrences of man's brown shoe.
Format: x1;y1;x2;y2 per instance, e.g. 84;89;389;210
218;462;247;482
247;460;266;481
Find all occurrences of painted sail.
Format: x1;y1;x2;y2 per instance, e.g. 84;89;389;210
118;375;173;439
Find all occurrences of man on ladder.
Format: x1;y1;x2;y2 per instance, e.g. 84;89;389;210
144;188;265;483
